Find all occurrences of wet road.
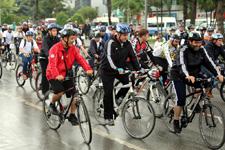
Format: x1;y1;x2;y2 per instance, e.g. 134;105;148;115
1;66;225;150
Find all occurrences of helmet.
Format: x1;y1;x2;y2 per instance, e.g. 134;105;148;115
73;28;80;35
111;25;116;30
99;26;106;32
60;28;77;38
169;27;177;31
32;24;37;28
170;34;180;40
116;23;131;34
8;25;13;30
94;31;101;38
188;32;202;41
207;26;214;32
64;24;73;30
187;24;195;30
25;31;34;36
211;33;224;40
199;26;207;31
47;23;59;30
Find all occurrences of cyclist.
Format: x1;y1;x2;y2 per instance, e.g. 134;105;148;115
100;23;140;126
14;26;25;55
203;33;225;97
40;23;61;96
187;24;195;33
19;31;40;80
46;28;93;126
176;24;188;45
88;31;104;68
170;32;223;133
99;26;110;43
204;26;214;44
2;26;14;54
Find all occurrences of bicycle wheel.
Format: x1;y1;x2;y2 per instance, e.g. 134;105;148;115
1;52;7;68
77;97;92;144
43;90;61;130
147;82;166;117
8;52;17;70
0;62;2;78
35;72;45;101
93;87;105;124
77;70;91;95
199;103;225;149
162;93;176;133
15;64;26;86
220;81;225;102
30;69;38;91
122;96;156;139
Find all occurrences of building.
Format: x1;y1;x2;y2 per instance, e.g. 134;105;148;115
91;0;107;16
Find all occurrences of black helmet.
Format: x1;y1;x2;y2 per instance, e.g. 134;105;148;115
94;31;101;38
25;31;34;36
47;23;59;30
188;32;202;41
187;24;195;30
207;26;214;32
199;26;207;31
60;28;77;38
170;34;180;40
99;26;106;32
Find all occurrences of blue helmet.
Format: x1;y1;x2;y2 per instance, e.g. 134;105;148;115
99;26;106;32
25;31;34;36
212;33;224;40
116;23;131;34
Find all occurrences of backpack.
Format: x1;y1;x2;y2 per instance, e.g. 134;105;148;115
23;39;34;49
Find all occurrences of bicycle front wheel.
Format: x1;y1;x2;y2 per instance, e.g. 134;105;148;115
77;70;91;95
199;103;225;149
122;96;156;139
93;87;105;124
0;62;2;78
8;52;17;70
15;64;26;86
77;97;92;144
220;81;225;102
35;72;45;101
30;69;38;91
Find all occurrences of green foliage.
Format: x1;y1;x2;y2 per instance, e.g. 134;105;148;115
56;12;69;25
76;6;98;21
71;13;85;24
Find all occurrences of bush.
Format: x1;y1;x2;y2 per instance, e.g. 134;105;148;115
56;12;69;25
71;13;85;24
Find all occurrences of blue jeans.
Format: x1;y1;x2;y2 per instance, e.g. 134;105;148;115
20;54;33;74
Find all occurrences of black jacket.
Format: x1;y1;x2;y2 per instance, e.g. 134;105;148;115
171;44;220;80
88;39;105;57
100;36;140;74
41;34;60;57
204;42;225;65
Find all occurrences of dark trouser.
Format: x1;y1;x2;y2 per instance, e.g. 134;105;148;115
101;72;129;119
40;58;49;94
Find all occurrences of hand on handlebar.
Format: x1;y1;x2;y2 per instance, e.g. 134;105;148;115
86;70;93;76
217;75;224;83
186;76;195;84
56;75;64;81
117;68;124;74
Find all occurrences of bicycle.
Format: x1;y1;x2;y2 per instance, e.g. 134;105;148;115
0;61;2;78
1;45;17;70
43;76;92;144
93;69;156;139
15;54;41;90
77;60;100;95
163;78;225;149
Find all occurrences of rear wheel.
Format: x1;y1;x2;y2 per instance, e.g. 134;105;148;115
30;69;38;91
8;52;17;70
35;72;45;101
77;70;91;95
0;62;2;78
220;82;225;102
93;87;105;124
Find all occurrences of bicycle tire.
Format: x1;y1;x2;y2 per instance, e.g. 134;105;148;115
77;97;92;144
220;81;225;102
30;69;38;91
43;90;61;130
93;87;105;124
35;71;45;101
199;103;225;149
77;70;91;95
15;64;26;86
122;96;156;139
0;62;2;78
9;52;17;70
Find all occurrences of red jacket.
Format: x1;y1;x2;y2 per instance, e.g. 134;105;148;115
46;41;92;80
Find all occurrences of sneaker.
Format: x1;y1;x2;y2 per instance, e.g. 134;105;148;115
173;120;181;133
115;97;123;106
103;119;115;126
68;114;79;126
49;103;59;115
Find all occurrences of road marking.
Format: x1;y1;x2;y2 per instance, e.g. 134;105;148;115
16;98;146;150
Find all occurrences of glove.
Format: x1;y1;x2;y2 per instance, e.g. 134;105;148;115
117;68;124;74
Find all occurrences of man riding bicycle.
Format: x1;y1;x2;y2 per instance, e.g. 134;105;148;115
46;27;93;126
170;32;224;133
100;23;140;126
19;31;40;80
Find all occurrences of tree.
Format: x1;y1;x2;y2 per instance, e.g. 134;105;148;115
56;12;69;25
215;0;225;36
107;0;112;25
76;6;98;21
71;13;85;24
189;0;197;25
0;0;18;24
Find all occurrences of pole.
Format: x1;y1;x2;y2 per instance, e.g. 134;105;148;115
161;0;163;33
144;0;147;28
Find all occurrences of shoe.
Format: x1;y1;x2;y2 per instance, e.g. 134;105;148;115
49;103;59;115
173;120;181;133
68;114;79;126
115;97;123;106
104;119;115;126
206;90;213;98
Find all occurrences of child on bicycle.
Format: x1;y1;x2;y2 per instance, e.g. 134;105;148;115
19;31;40;80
